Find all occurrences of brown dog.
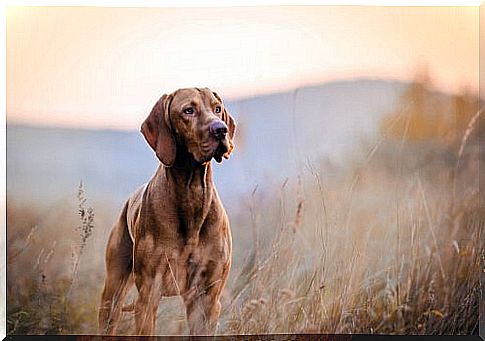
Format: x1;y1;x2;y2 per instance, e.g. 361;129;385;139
98;88;236;336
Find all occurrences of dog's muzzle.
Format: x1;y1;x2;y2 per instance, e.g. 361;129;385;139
209;120;228;141
208;120;229;163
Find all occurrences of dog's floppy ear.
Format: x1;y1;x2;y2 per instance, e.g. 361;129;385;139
212;91;237;159
140;93;176;167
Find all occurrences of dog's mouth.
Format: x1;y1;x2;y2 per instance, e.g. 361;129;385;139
195;138;230;164
213;139;229;163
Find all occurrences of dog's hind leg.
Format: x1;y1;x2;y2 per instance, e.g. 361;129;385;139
98;202;134;335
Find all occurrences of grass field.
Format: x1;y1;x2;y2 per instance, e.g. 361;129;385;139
7;105;483;335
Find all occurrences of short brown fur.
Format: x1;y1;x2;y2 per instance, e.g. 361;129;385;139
98;88;236;336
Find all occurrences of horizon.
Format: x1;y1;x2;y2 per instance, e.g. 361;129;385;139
5;75;472;131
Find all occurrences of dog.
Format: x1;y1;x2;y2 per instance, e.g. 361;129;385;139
98;88;236;335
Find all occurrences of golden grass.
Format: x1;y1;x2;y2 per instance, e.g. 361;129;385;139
6;111;482;335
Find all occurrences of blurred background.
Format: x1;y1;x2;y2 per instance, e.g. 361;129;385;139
6;5;483;335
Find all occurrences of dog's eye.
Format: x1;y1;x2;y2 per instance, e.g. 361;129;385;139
183;107;194;115
215;106;222;114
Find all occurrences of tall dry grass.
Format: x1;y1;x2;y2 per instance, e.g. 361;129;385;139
218;109;482;335
6;109;482;335
7;182;99;334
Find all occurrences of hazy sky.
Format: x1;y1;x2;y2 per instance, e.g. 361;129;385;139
6;6;478;130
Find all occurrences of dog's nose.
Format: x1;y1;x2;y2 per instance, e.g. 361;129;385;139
209;120;228;140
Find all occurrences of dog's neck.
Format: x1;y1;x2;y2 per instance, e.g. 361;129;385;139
152;151;214;244
164;150;213;191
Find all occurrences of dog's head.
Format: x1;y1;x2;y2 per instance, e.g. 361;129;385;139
141;88;236;167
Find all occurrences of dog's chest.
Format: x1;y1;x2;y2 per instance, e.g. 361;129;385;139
159;234;228;297
174;187;214;239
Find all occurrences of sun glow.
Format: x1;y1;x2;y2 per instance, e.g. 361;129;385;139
6;6;478;129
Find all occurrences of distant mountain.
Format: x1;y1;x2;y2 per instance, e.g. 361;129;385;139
7;79;407;211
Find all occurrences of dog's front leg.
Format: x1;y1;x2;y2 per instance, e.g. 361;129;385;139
134;269;163;335
183;262;230;336
184;289;222;335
